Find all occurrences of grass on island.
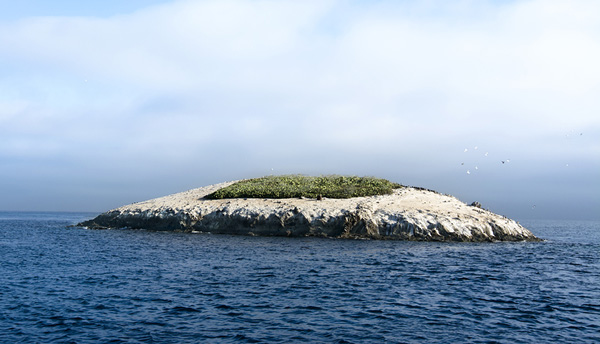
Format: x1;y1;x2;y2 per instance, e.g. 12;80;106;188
205;175;403;200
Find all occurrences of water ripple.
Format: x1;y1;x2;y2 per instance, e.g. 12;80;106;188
0;214;599;343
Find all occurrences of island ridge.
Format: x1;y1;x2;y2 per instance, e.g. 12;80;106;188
78;176;540;242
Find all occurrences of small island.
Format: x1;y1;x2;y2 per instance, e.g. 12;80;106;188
78;175;540;242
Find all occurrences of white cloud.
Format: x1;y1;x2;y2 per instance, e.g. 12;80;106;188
0;0;598;216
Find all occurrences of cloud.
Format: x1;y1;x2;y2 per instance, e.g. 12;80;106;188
0;0;599;217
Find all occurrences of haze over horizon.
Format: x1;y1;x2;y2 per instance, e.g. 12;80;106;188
1;0;598;220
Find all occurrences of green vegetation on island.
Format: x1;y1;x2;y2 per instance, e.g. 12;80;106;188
205;175;403;200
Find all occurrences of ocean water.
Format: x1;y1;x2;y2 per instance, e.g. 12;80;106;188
0;212;598;343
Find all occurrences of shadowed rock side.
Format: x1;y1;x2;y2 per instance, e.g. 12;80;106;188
78;181;540;242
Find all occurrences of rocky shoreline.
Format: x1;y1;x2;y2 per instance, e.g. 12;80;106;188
78;181;540;242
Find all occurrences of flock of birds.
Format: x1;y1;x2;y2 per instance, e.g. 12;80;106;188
460;131;584;211
461;131;583;175
460;146;510;175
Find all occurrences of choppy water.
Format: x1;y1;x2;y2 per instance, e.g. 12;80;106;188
0;212;598;343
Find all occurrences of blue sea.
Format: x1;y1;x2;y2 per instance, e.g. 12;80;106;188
1;212;598;343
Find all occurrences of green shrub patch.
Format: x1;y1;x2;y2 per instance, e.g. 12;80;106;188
205;175;403;199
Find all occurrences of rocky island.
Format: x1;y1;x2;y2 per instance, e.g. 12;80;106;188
78;175;540;242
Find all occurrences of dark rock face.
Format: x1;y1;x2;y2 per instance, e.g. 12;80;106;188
80;209;334;237
78;203;540;242
470;201;483;208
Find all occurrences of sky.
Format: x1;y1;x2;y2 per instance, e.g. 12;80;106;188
0;0;598;220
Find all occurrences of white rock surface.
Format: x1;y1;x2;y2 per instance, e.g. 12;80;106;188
79;181;540;242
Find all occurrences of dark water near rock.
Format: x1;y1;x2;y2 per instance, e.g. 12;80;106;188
1;212;598;343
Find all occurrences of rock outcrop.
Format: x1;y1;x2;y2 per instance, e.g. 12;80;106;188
78;181;540;242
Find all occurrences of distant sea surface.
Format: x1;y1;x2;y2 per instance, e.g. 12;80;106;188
1;212;598;343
